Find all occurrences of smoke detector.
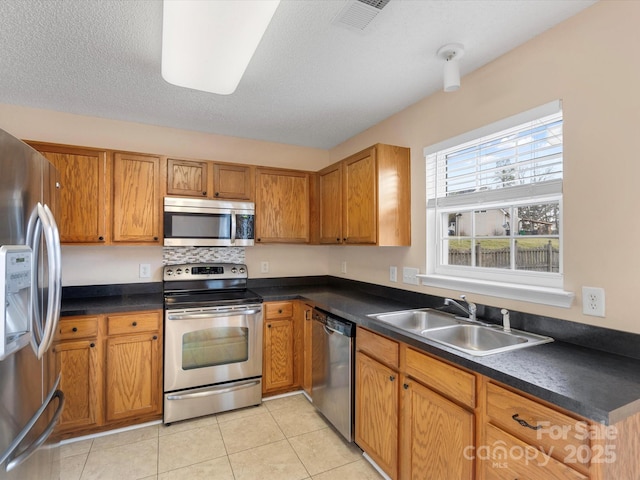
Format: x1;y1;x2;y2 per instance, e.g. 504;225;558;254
333;0;391;32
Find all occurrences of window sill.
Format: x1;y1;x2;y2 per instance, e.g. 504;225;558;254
417;274;575;308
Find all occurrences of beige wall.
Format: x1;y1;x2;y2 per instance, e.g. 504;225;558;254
1;1;638;334
327;0;640;334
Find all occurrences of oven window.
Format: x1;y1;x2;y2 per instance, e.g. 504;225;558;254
182;327;248;370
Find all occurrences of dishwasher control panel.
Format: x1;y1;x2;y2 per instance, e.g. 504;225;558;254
312;308;354;337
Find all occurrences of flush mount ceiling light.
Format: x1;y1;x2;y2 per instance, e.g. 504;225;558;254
437;43;465;92
162;0;280;95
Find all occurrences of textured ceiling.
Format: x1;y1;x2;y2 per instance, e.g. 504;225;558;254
0;0;596;149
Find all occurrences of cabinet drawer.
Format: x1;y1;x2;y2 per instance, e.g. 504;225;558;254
482;424;588;480
356;326;398;369
107;311;160;336
404;347;475;408
56;316;99;341
265;302;293;319
486;382;591;472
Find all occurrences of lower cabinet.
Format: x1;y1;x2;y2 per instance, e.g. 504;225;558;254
52;309;163;438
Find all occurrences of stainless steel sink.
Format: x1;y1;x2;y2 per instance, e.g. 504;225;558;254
369;308;461;331
421;324;553;356
369;308;553;356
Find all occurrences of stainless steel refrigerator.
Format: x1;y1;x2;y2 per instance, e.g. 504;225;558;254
0;128;64;480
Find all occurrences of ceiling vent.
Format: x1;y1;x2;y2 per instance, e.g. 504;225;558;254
333;0;391;32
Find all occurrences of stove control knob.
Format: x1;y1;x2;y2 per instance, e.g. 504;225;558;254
231;267;238;273
239;267;246;274
166;269;173;276
176;268;182;275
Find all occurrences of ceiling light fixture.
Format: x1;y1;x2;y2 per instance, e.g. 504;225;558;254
437;43;465;92
162;0;281;95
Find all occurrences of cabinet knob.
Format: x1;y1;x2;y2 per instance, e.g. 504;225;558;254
267;324;271;328
257;238;261;242
153;236;159;241
202;191;207;196
343;238;347;242
72;327;78;332
403;383;409;390
98;236;104;241
153;335;158;340
389;375;395;382
90;343;95;348
336;238;340;242
214;192;219;197
278;309;283;314
132;321;138;327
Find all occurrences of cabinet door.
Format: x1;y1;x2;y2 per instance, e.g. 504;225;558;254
318;162;343;244
112;153;161;243
263;318;294;393
32;144;109;244
52;339;102;433
167;158;209;197
105;332;161;422
355;351;398;478
213;163;253;200
343;149;377;244
255;168;309;243
400;378;474;480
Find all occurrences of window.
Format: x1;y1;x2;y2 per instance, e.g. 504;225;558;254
424;101;573;307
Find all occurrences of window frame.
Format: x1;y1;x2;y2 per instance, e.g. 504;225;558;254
421;101;575;308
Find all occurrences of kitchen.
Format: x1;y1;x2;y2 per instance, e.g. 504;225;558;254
1;1;640;479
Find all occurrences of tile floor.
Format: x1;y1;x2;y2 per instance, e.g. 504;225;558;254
59;393;383;480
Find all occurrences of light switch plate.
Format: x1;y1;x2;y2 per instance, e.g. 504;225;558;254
139;263;151;278
390;266;397;282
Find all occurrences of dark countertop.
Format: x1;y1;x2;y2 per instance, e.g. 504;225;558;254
252;284;640;426
60;278;640;425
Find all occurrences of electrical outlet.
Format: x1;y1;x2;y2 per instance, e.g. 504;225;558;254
389;266;397;282
260;261;269;273
402;267;420;285
341;261;347;274
582;286;605;317
139;263;151;278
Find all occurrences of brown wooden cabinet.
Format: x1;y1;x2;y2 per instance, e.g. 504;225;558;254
105;311;162;423
319;144;411;246
262;301;295;394
301;303;313;395
166;158;253;200
112;152;161;244
51;316;102;434
255;168;310;243
28;143;109;244
52;310;162;439
355;327;400;478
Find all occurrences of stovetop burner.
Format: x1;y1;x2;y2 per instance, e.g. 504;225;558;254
163;263;262;308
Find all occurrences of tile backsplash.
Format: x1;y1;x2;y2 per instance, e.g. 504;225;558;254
163;247;245;265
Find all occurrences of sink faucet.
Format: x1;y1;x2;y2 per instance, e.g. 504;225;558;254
501;308;511;333
444;295;477;322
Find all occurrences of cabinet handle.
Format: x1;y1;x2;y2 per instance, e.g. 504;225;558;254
389;375;395;382
267;324;271;328
343;238;347;242
98;236;104;241
153;335;158;340
336;238;340;242
132;322;138;327
257;238;261;242
202;191;207;196
90;343;95;348
278;309;283;314
214;192;219;197
72;327;78;332
403;383;409;390
153;236;159;241
512;413;542;430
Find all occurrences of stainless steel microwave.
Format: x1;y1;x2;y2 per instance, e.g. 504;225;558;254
163;197;255;247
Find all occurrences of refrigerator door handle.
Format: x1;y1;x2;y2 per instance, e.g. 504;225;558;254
27;203;62;359
4;390;65;473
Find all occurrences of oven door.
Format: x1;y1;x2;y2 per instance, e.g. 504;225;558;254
164;304;263;392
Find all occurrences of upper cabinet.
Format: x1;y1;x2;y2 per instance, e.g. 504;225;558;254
166;158;253;201
320;144;411;246
112;153;161;244
28;143;110;244
255;168;310;243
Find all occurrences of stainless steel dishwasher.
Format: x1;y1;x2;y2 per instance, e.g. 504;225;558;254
310;307;355;442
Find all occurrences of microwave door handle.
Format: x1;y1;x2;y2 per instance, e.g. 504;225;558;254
230;212;237;244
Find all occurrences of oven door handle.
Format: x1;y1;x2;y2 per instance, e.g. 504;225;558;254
167;309;261;320
166;379;260;400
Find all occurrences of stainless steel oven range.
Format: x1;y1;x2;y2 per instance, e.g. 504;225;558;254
163;263;263;424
